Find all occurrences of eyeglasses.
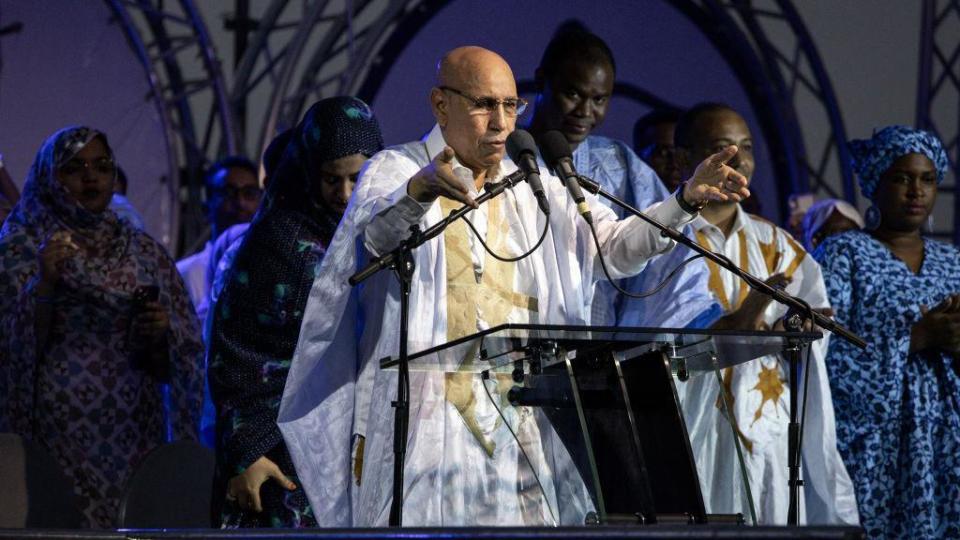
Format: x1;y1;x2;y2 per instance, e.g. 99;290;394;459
439;86;528;117
58;158;116;178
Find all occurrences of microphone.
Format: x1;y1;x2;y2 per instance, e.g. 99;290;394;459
538;130;593;224
506;130;550;215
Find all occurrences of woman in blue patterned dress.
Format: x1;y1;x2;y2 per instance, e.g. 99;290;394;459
208;97;383;528
0;127;205;527
814;125;960;539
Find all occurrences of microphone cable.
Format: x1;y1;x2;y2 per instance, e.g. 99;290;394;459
452;177;551;264
461;212;549;263
587;221;707;299
792;297;816;476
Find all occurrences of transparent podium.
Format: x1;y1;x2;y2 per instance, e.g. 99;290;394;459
381;324;821;526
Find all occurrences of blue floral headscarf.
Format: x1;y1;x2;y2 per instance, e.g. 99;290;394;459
848;125;949;200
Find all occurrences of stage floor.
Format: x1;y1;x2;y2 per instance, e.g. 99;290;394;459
0;526;865;540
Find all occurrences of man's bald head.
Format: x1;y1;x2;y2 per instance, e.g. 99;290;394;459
436;46;515;90
430;46;518;177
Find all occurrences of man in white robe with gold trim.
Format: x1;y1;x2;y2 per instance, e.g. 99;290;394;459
673;103;859;525
277;48;751;527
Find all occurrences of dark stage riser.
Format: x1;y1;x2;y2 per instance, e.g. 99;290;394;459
0;526;864;540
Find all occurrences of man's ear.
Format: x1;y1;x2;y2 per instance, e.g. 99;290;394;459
430;87;447;128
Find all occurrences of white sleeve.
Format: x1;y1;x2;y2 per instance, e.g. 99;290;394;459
591;193;697;280
363;189;433;256
349;148;434;256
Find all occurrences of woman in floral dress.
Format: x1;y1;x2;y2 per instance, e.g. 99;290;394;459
815;125;960;539
0;126;204;527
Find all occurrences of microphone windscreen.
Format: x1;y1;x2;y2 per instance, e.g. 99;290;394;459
538;130;573;166
506;129;537;163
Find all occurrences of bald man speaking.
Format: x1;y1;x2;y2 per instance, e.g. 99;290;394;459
278;47;749;527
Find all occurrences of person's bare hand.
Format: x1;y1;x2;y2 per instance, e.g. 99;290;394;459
38;231;80;288
739;273;791;330
226;456;297;513
911;295;960;354
131;300;170;344
932;294;960;314
353;435;365;486
711;273;791;331
683;146;751;207
406;146;478;208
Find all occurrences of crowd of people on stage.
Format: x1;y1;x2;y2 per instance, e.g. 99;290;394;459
0;20;957;539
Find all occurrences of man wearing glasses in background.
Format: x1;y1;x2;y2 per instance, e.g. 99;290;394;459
277;45;749;527
176;156;262;322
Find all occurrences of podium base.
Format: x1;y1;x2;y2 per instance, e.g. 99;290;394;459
0;526;865;540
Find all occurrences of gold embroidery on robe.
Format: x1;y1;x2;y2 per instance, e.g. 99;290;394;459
702;218;798;452
440;195;538;457
699;223;771;453
751;364;785;426
782;232;808;279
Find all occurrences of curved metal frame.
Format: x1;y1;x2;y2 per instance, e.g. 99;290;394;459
230;0;428;163
102;0;854;244
916;0;960;243
714;0;855;203
105;0;179;248
106;0;237;255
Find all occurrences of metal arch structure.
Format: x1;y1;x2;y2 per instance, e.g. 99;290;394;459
710;0;855;206
916;0;960;243
229;0;440;163
106;0;237;255
230;0;847;222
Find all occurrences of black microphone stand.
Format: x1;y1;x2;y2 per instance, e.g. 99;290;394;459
575;174;866;526
348;169;527;526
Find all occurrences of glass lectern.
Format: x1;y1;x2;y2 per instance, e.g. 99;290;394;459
381;324;821;526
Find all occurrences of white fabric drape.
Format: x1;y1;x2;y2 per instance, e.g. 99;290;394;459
278;125;696;526
681;206;859;525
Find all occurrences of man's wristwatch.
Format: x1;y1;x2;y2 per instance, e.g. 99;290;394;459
676;182;705;215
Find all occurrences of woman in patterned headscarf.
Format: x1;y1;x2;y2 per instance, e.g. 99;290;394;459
813;125;959;539
0;126;204;527
208;96;383;528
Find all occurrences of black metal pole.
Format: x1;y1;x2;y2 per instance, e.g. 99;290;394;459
350;170;525;286
388;233;416;527
785;336;803;525
227;0;252;135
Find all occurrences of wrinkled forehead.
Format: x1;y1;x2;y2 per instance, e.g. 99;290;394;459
455;63;517;98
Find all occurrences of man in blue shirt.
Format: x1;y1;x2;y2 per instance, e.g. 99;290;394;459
525;22;718;328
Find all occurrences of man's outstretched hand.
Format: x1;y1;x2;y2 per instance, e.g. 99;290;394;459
682;145;751;208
